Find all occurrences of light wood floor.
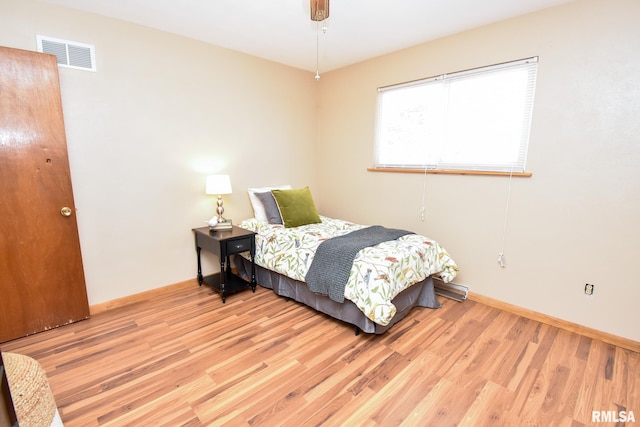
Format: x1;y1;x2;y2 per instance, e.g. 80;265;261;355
3;282;639;426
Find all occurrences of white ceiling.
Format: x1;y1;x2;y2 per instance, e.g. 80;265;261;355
45;0;575;73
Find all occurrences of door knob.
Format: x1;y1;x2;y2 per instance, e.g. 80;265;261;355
60;207;73;217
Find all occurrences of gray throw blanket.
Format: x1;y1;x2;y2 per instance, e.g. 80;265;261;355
305;225;414;303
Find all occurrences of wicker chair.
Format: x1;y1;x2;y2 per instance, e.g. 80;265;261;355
1;351;62;427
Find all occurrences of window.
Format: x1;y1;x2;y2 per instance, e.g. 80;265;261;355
374;57;538;173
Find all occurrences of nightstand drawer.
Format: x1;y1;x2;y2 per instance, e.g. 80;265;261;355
224;236;252;254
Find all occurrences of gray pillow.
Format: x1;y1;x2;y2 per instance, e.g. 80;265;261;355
253;191;283;224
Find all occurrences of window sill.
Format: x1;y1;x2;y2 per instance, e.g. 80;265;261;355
367;167;532;177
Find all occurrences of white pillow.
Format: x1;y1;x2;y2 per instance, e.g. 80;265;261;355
248;185;291;222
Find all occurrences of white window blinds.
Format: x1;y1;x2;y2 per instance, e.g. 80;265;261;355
374;57;538;173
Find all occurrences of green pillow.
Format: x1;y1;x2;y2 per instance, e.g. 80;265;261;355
271;187;321;228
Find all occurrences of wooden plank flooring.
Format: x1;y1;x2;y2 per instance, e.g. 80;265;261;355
2;282;639;426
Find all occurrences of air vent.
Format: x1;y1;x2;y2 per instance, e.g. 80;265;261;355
36;35;96;72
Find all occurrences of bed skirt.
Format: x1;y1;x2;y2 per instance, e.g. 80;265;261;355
235;255;441;334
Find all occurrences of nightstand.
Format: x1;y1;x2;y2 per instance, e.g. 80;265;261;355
192;225;257;303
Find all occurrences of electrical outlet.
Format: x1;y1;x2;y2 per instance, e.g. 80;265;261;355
584;283;594;295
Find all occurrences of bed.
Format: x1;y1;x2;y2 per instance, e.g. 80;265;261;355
233;186;458;334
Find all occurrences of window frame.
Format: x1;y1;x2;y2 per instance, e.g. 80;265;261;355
373;57;538;176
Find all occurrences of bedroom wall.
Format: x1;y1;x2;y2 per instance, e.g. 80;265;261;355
316;0;640;341
0;0;318;305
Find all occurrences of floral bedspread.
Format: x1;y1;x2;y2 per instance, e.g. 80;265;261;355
238;216;458;326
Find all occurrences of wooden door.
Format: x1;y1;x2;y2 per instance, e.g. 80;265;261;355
0;46;89;342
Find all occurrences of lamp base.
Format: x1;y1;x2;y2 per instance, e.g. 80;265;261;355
210;219;232;231
216;196;226;222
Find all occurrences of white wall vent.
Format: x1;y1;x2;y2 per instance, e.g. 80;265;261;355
36;35;96;72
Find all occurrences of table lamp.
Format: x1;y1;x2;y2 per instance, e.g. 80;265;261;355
205;174;232;223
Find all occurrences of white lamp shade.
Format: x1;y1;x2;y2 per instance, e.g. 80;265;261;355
205;174;232;195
